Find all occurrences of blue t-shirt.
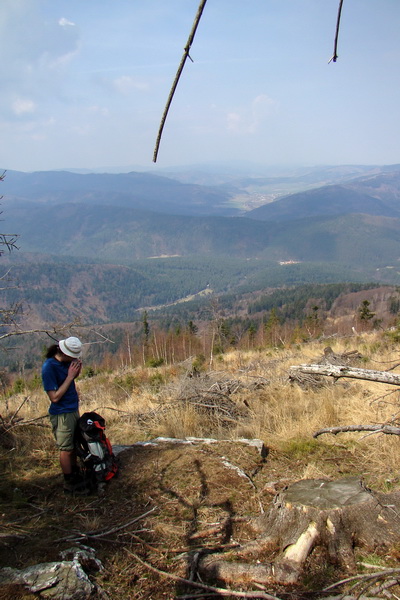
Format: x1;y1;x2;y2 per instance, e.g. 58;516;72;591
42;357;79;415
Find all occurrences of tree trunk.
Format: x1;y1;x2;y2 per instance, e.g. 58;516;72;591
198;478;400;586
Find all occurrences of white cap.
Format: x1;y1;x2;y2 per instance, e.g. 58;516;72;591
59;337;82;359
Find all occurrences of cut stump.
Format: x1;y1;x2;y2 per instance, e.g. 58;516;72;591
198;477;400;586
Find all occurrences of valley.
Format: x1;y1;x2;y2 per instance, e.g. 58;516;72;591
1;162;400;370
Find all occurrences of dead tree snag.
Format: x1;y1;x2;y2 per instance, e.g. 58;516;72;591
197;478;400;586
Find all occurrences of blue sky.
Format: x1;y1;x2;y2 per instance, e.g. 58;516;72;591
1;0;400;172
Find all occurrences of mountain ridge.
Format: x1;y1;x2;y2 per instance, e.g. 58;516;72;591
247;182;400;221
2;164;400;329
1;169;239;217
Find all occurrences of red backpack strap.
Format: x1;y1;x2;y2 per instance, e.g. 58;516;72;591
92;420;105;431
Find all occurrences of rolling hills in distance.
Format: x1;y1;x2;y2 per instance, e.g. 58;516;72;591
1;162;400;328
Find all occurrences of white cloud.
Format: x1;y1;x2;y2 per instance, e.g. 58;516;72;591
0;2;81;117
88;105;109;117
59;17;76;28
226;94;278;134
253;94;277;119
227;112;241;132
113;75;149;94
12;98;36;115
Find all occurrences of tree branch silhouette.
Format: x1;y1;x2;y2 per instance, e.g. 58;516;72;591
153;0;208;163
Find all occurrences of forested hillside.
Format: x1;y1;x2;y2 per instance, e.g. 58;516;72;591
247;184;400;221
3;166;400;269
2;169;239;216
247;168;400;221
1;255;377;327
2;164;400;373
4;203;400;270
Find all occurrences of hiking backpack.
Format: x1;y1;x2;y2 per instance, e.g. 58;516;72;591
75;411;118;485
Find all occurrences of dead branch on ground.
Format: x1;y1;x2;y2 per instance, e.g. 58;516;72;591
314;423;400;439
289;363;400;386
180;391;245;420
125;549;282;600
92;406;135;416
324;567;400;597
0;396;49;436
0;415;49;436
56;507;158;543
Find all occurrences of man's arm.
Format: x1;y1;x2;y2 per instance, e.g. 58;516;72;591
47;361;82;404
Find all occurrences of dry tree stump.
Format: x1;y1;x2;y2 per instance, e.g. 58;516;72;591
198;477;400;586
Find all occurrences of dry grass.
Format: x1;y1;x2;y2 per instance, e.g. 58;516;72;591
2;331;400;597
3;332;400;479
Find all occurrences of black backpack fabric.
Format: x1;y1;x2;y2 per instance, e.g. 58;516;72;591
75;411;118;486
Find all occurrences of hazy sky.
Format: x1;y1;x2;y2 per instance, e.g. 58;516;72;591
1;0;400;172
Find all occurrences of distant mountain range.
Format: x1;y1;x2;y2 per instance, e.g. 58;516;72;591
3;201;270;259
3;200;400;268
2;169;239;217
247;170;400;221
1;164;400;263
1;163;400;325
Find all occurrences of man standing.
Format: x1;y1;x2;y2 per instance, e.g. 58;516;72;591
42;336;88;494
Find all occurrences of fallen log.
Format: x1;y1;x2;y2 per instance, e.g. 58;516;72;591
314;424;400;438
289;364;400;386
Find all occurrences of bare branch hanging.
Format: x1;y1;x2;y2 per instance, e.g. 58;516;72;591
329;0;344;63
152;0;208;163
153;0;346;162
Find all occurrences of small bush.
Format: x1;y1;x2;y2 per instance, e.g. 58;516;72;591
192;354;206;374
82;365;96;378
149;372;164;390
146;357;164;368
114;373;138;391
12;378;25;394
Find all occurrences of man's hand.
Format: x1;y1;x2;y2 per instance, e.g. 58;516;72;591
68;360;82;379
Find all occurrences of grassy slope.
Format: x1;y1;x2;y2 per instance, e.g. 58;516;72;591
1;332;400;598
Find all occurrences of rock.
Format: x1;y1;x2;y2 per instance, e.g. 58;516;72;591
0;544;105;599
59;545;103;573
0;561;94;599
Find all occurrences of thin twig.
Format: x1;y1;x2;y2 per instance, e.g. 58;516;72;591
56;507;157;542
175;595;222;599
125;549;282;599
323;568;400;591
9;396;30;423
1;415;49;436
127;532;164;554
92;405;134;416
83;330;115;346
153;0;208;162
370;389;400;406
358;562;392;571
113;383;133;398
169;542;240;555
370;578;400;596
